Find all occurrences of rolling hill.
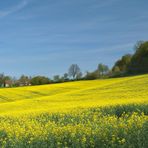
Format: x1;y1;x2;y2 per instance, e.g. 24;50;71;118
0;74;147;115
0;75;147;147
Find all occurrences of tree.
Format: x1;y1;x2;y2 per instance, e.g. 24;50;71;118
3;76;12;87
76;72;83;80
112;66;120;76
98;63;109;75
134;41;144;51
63;73;69;81
68;64;81;79
0;73;12;87
31;76;50;85
53;75;60;82
84;70;99;80
18;75;30;86
103;65;109;74
128;41;148;74
112;54;132;74
60;76;65;82
0;73;5;87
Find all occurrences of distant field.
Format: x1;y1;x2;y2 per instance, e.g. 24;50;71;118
0;74;148;115
0;75;147;147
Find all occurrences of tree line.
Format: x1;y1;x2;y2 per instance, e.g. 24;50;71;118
0;63;110;87
0;41;148;87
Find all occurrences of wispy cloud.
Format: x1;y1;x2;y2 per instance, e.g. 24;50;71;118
0;0;28;17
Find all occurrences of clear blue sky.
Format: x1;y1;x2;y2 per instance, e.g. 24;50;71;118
0;0;148;77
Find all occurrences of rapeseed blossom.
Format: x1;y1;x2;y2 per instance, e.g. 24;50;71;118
0;74;147;147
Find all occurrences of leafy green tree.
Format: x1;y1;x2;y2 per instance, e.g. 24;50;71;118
63;73;69;81
112;54;132;74
112;66;121;76
98;63;109;75
31;76;50;85
128;41;148;74
53;75;61;82
84;70;99;80
134;41;144;51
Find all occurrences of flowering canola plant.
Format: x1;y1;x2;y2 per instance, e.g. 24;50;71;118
0;74;147;147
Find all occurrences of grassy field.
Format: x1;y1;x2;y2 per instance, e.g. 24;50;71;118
0;75;148;147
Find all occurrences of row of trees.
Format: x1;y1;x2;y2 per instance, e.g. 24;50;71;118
0;63;110;87
0;41;148;87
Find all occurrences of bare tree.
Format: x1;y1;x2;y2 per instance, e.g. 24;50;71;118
68;64;81;80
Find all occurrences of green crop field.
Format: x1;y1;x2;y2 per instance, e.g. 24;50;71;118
0;74;148;147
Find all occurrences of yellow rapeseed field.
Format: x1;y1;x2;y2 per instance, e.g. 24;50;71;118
0;74;147;147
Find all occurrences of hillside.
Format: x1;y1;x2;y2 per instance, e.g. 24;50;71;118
0;74;147;115
0;75;148;147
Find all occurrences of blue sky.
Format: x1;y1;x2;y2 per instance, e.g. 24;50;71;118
0;0;148;77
